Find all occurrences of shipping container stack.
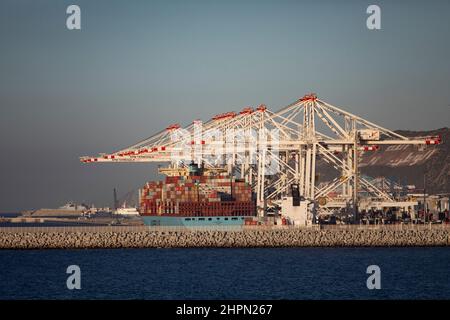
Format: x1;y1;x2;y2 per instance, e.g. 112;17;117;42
139;175;255;217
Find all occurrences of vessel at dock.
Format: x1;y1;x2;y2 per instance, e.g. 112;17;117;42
114;205;140;216
139;162;256;226
22;202;89;217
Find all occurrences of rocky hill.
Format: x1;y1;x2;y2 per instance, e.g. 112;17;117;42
359;127;449;194
316;128;449;194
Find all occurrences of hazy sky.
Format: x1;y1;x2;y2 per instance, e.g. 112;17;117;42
1;0;449;211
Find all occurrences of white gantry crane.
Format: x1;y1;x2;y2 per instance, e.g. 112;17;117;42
81;94;441;223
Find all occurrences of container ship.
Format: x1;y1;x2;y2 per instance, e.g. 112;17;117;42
139;163;256;226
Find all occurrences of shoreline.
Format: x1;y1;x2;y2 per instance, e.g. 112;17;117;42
1;226;449;249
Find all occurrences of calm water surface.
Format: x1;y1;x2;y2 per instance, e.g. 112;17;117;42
0;247;449;299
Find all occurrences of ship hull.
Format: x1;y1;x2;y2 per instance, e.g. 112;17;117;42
142;215;248;227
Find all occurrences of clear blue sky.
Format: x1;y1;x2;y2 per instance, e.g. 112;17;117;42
0;0;449;211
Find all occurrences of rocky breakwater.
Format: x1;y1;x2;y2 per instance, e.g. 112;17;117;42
1;227;450;249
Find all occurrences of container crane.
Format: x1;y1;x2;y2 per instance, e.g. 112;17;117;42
81;94;440;224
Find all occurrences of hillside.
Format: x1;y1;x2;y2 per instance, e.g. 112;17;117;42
316;128;449;194
359;127;449;194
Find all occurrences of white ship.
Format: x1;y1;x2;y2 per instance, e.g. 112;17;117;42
24;202;89;217
114;202;139;216
58;201;89;211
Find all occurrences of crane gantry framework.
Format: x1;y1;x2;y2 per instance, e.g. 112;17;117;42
81;94;441;218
